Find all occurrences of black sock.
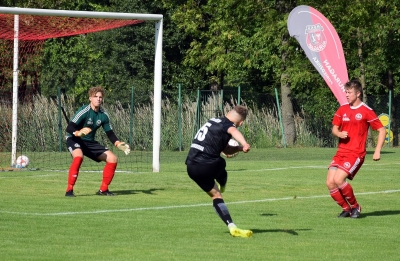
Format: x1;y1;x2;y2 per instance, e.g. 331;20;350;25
213;198;233;225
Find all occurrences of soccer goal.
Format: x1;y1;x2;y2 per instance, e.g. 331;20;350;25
0;7;163;172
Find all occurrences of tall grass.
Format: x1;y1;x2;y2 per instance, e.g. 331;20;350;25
0;93;333;171
0;94;327;154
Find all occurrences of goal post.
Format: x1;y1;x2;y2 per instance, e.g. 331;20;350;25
0;7;163;172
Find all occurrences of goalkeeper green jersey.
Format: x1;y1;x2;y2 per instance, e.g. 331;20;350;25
68;104;113;141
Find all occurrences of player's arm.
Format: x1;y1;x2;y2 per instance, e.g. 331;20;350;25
332;125;348;139
66;108;92;137
66;122;91;137
222;142;239;155
106;130;130;155
102;113;130;155
227;126;250;153
373;127;386;161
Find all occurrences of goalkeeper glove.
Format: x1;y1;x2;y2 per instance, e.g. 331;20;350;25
74;127;92;137
115;141;130;155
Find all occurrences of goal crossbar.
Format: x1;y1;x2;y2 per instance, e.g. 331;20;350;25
0;7;163;172
0;7;163;20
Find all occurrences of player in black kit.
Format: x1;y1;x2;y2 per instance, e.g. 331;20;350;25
185;105;252;238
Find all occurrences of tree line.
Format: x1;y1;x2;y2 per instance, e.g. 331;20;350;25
1;0;400;146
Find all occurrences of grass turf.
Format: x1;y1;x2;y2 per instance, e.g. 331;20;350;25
0;147;399;260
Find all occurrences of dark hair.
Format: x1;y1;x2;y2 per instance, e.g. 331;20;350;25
345;80;363;97
234;105;248;120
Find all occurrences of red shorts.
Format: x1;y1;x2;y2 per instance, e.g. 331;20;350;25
328;152;365;180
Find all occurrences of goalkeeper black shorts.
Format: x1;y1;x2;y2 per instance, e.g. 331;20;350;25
66;136;109;162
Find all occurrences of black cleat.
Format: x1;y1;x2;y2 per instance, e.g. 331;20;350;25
96;190;115;196
338;210;351;218
350;205;362;218
65;190;76;197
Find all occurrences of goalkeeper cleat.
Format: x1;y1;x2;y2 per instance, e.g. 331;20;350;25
229;227;253;238
96;190;115;196
65;190;76;197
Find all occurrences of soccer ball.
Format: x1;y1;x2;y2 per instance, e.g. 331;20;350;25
15;155;29;168
221;139;239;158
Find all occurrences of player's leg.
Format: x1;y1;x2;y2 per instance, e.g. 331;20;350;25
338;156;364;218
96;150;118;196
65;137;84;197
215;163;227;193
83;141;118;196
326;167;351;217
188;160;252;237
206;184;253;238
207;184;234;226
188;162;234;226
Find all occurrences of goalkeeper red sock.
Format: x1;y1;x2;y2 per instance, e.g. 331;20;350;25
339;182;359;208
100;162;117;191
330;188;351;211
66;156;83;191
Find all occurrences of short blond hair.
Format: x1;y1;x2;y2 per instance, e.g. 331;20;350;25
88;86;105;97
233;105;248;120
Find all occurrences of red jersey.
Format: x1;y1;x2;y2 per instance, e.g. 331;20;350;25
332;102;383;156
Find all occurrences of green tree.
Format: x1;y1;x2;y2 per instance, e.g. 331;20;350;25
312;1;400;146
163;0;319;145
38;0;190;105
1;0;190;105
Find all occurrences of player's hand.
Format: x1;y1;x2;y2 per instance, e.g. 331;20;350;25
373;151;381;161
74;127;92;137
115;141;131;155
339;131;348;139
242;143;250;153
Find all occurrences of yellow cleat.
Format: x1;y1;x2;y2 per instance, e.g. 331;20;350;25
229;227;253;238
217;183;226;193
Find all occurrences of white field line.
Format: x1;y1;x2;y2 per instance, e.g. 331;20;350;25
0;170;146;178
1;162;399;178
1;189;399;216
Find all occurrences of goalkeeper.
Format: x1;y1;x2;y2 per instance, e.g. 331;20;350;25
64;86;130;197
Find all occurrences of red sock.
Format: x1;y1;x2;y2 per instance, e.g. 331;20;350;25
100;162;117;191
67;156;83;191
330;188;351;211
340;182;358;208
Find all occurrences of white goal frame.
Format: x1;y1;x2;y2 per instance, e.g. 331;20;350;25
0;7;163;172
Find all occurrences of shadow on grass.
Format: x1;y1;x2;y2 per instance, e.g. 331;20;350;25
113;188;165;195
360;210;400;218
260;213;278;216
366;151;395;155
79;188;165;196
251;228;312;235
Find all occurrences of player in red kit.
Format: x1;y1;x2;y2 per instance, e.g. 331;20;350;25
326;80;386;218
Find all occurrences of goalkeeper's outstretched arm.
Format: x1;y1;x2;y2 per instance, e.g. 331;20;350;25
106;130;131;155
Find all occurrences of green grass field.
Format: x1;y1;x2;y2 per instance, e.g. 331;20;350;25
1;148;399;261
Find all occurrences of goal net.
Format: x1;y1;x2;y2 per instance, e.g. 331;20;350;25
0;7;163;173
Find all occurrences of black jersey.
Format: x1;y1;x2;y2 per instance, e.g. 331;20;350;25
185;117;235;165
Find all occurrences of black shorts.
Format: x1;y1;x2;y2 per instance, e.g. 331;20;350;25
187;158;227;192
66;136;109;162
